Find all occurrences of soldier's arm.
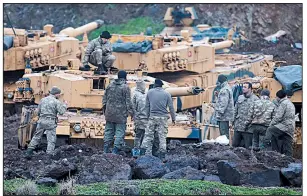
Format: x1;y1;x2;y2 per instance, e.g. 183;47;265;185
82;41;95;64
145;93;150;119
215;89;229;115
167;93;176;122
56;101;67;115
245;103;254;127
270;103;286;127
132;93;138;112
125;86;135;117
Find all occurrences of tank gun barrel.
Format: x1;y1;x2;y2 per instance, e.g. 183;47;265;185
59;20;104;37
165;86;204;97
212;40;234;50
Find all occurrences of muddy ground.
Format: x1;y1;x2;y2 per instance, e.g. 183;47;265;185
4;114;302;188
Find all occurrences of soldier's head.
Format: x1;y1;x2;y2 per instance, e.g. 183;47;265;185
242;82;252;95
217;75;227;86
286;89;294;99
260;89;270;99
276;89;287;101
118;70;127;80
50;86;61;98
154;79;164;88
100;31;112;43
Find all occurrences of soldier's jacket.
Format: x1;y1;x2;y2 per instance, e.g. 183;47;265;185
215;81;234;121
270;97;296;137
234;93;259;132
132;80;148;129
103;78;134;124
82;37;113;64
245;97;276;127
37;94;67;129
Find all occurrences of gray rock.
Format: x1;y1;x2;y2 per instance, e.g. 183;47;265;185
217;160;241;185
281;163;302;187
78;154;132;184
165;155;199;171
36;177;57;187
168;140;181;150
123;185;140;195
203;175;222;183
245;167;281;187
133;155;168;179
162;166;205;180
205;150;240;162
43;159;77;180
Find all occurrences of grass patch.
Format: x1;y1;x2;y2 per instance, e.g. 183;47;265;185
4;178;302;195
88;17;165;40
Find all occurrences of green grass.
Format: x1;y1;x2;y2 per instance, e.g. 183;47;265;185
4;178;302;195
87;17;165;40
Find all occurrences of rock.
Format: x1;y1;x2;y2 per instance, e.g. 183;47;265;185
36;177;57;187
162;166;205;180
244;165;281;187
205;150;240;162
133;155;168;179
43;159;77;180
217;160;241;185
203;175;222;183
281;163;302;187
168;140;181;150
78;154;132;184
122;185;140;195
165;155;199;171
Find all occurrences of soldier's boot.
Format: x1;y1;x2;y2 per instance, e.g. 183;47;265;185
158;151;166;160
25;148;34;159
139;148;146;156
80;64;91;71
94;64;107;75
112;147;119;155
103;142;111;154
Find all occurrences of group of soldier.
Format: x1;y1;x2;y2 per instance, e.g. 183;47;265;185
25;30;297;159
215;75;296;156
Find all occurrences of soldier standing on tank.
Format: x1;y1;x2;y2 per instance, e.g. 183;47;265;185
82;31;116;74
25;86;67;158
245;89;276;151
141;79;176;159
264;90;296;156
102;70;134;154
232;82;259;148
214;75;234;139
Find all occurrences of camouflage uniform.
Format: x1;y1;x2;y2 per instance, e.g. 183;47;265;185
215;81;234;139
102;78;134;151
264;97;295;156
82;37;116;69
132;80;148;148
232;93;259;148
28;94;67;154
245;96;276;148
141;87;176;156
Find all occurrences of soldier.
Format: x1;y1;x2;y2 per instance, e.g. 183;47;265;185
264;90;296;156
131;79;159;156
141;79;176;159
214;75;234;139
232;82;259;148
102;70;134;154
245;89;276;151
82;30;116;74
25;86;67;158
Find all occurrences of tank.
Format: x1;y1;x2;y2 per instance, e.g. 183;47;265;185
3;20;103;74
16;64;204;148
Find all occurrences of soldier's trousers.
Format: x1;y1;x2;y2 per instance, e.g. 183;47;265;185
89;49;116;68
264;126;293;156
218;121;229;139
141;116;168;156
134;128;159;154
28;123;57;154
232;131;253;149
248;124;268;148
104;122;126;149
